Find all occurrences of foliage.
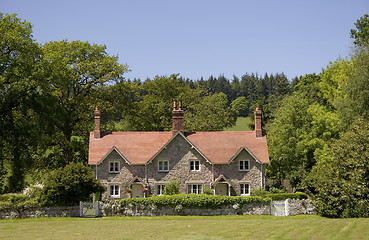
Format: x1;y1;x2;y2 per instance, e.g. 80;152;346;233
266;192;307;201
163;180;180;195
202;186;214;195
311;118;369;218
119;194;270;209
40;40;128;165
231;96;249;117
38;162;105;206
266;74;341;190
0;12;44;192
350;14;369;46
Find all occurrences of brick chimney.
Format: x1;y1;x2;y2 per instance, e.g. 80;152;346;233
254;107;262;138
94;107;101;139
172;101;184;135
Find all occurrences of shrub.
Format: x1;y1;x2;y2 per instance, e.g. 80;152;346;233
38;162;105;206
266;192;307;200
202;186;214;195
163;180;179;195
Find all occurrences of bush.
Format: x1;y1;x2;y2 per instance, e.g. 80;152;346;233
120;194;270;209
266;192;307;201
202;186;214;195
163;180;179;195
38;162;105;206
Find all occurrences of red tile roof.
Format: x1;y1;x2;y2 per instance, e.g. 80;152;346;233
186;131;269;164
88;131;269;165
88;132;172;165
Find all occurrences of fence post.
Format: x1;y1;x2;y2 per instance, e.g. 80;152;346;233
79;201;83;217
285;199;289;216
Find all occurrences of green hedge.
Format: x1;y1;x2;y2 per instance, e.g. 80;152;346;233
266;192;308;200
0;194;29;203
120;194;270;209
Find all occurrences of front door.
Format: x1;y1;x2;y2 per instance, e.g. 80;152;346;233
215;183;228;196
131;184;144;198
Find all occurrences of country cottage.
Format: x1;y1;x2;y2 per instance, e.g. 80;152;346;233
88;102;269;200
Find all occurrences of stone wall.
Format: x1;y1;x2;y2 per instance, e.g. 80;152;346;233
287;199;316;216
0;206;80;219
101;201;271;217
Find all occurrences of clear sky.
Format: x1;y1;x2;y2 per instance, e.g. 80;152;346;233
2;0;368;81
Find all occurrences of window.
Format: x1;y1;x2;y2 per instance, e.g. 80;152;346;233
109;185;120;197
156;184;165;195
109;161;120;173
190;160;200;171
187;184;202;194
239;183;250;196
158;160;169;172
239;160;250;171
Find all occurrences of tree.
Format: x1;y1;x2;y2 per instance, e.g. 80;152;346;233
41;40;128;165
350;14;369;46
231;96;249;117
38;162;105;206
266;74;340;190
337;43;369;129
311;118;369;218
0;13;44;192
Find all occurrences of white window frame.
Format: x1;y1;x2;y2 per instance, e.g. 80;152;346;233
109;161;120;173
109;185;120;198
189;160;200;172
158;160;169;172
239;183;250;196
187;184;202;194
156;184;166;196
239;160;250;171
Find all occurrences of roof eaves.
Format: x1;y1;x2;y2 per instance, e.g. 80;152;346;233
146;131;212;165
96;146;131;165
228;146;262;164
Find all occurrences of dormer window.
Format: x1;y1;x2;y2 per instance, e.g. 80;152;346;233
190;160;200;171
239;160;250;171
109;161;120;173
158;160;169;172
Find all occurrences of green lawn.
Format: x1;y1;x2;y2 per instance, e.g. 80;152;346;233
1;215;368;239
225;117;252;131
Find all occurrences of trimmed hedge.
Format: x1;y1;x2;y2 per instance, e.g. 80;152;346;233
266;192;308;200
0;194;29;203
120;194;270;209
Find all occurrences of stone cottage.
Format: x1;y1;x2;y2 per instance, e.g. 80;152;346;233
88;102;269;200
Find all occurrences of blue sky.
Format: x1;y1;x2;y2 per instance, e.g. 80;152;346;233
2;0;368;81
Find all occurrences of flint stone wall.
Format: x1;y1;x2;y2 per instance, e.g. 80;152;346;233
0;206;80;219
102;202;271;216
287;198;316;215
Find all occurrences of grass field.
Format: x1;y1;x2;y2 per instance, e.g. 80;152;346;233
225;117;252;131
1;215;368;239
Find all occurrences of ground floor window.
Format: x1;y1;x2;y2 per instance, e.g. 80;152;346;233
239;183;250;196
156;184;165;195
109;185;120;197
187;184;202;194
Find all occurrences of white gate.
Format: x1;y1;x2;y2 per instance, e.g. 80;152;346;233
80;201;99;217
271;200;289;216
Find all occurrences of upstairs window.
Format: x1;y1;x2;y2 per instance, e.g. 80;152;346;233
190;160;200;171
187;184;202;194
109;161;120;173
109;185;120;197
239;160;250;171
239;183;250;196
158;160;169;172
